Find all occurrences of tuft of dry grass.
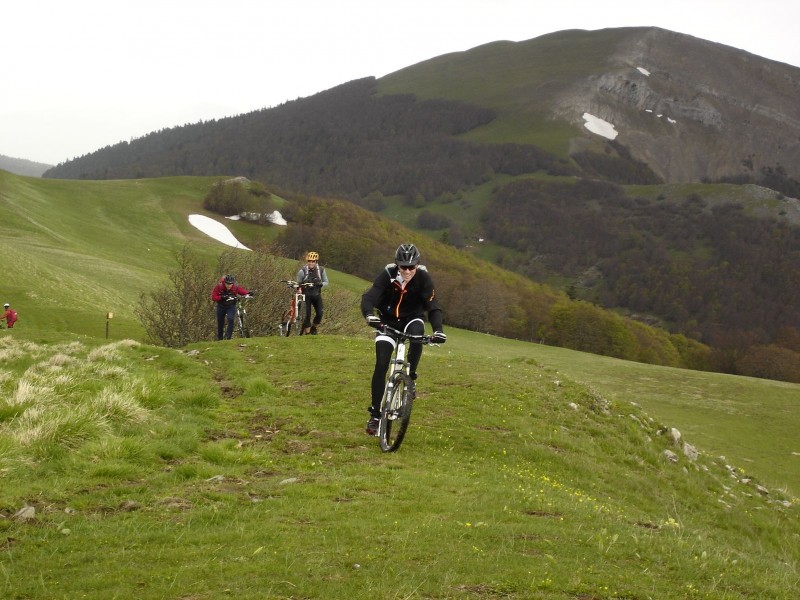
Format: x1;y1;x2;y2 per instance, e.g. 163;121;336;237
0;338;151;465
88;339;140;362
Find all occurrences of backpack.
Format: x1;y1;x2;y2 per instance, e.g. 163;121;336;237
303;264;325;282
8;310;17;324
302;265;325;292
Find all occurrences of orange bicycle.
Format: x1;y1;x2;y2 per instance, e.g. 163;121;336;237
279;280;312;336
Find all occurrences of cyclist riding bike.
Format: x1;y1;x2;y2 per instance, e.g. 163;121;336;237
211;274;251;340
361;243;446;435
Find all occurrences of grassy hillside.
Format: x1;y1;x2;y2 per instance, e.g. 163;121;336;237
0;171;285;338
0;170;553;343
2;169;796;490
0;330;797;599
6;169;703;376
456;329;800;496
1;169;798;597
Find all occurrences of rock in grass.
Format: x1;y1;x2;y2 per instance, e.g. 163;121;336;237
13;505;35;522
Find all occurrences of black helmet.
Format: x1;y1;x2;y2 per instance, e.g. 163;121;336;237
395;243;420;267
223;274;235;284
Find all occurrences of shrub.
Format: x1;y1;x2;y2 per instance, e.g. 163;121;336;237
669;333;713;371
135;246;214;347
544;301;638;359
737;344;800;383
203;179;276;219
417;210;453;230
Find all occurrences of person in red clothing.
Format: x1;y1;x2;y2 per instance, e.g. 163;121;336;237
210;274;250;340
1;303;17;329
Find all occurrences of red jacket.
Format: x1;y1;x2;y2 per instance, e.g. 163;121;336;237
211;278;249;303
2;308;17;327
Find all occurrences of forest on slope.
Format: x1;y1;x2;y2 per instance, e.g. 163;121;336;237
482;178;800;379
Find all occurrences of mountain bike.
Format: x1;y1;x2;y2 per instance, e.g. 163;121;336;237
371;323;433;452
236;294;252;338
279;280;307;336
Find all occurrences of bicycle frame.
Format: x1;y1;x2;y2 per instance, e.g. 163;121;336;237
386;330;411;381
279;280;306;336
236;295;251;338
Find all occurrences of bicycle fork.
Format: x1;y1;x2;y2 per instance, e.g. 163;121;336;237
381;342;407;423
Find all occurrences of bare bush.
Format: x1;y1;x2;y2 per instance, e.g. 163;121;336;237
136;246;214;347
313;286;365;337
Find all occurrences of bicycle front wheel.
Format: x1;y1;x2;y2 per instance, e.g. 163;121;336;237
238;313;250;338
379;371;413;452
280;308;293;336
295;300;306;334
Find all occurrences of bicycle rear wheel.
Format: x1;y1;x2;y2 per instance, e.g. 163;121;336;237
379;371;413;452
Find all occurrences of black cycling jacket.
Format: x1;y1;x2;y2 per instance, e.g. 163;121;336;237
361;264;443;331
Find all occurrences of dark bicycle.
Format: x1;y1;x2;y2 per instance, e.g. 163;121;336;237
370;323;434;452
235;295;252;338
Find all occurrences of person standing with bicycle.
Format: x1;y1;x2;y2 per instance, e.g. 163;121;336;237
296;251;328;335
361;243;446;435
211;274;251;340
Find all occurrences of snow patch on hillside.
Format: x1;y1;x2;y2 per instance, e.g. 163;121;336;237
582;113;618;140
188;214;251;250
228;211;288;226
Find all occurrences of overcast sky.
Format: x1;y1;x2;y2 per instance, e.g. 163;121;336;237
4;0;800;166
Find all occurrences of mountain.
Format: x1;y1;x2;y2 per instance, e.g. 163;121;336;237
380;26;800;185
0;154;52;177
38;27;800;380
43;27;800;189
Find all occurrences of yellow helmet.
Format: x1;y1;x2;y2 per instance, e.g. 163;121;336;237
306;251;319;261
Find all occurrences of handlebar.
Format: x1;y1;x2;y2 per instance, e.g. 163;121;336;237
371;322;432;344
281;280;315;289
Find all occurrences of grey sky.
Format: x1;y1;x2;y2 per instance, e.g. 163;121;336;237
3;0;799;165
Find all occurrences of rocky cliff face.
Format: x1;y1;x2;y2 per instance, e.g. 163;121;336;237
554;28;800;183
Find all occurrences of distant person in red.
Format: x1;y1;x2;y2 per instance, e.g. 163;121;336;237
211;274;250;340
1;303;17;328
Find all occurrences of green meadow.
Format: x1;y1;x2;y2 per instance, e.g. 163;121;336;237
0;170;797;598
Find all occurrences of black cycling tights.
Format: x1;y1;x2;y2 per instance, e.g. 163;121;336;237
303;294;323;328
370;321;424;415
